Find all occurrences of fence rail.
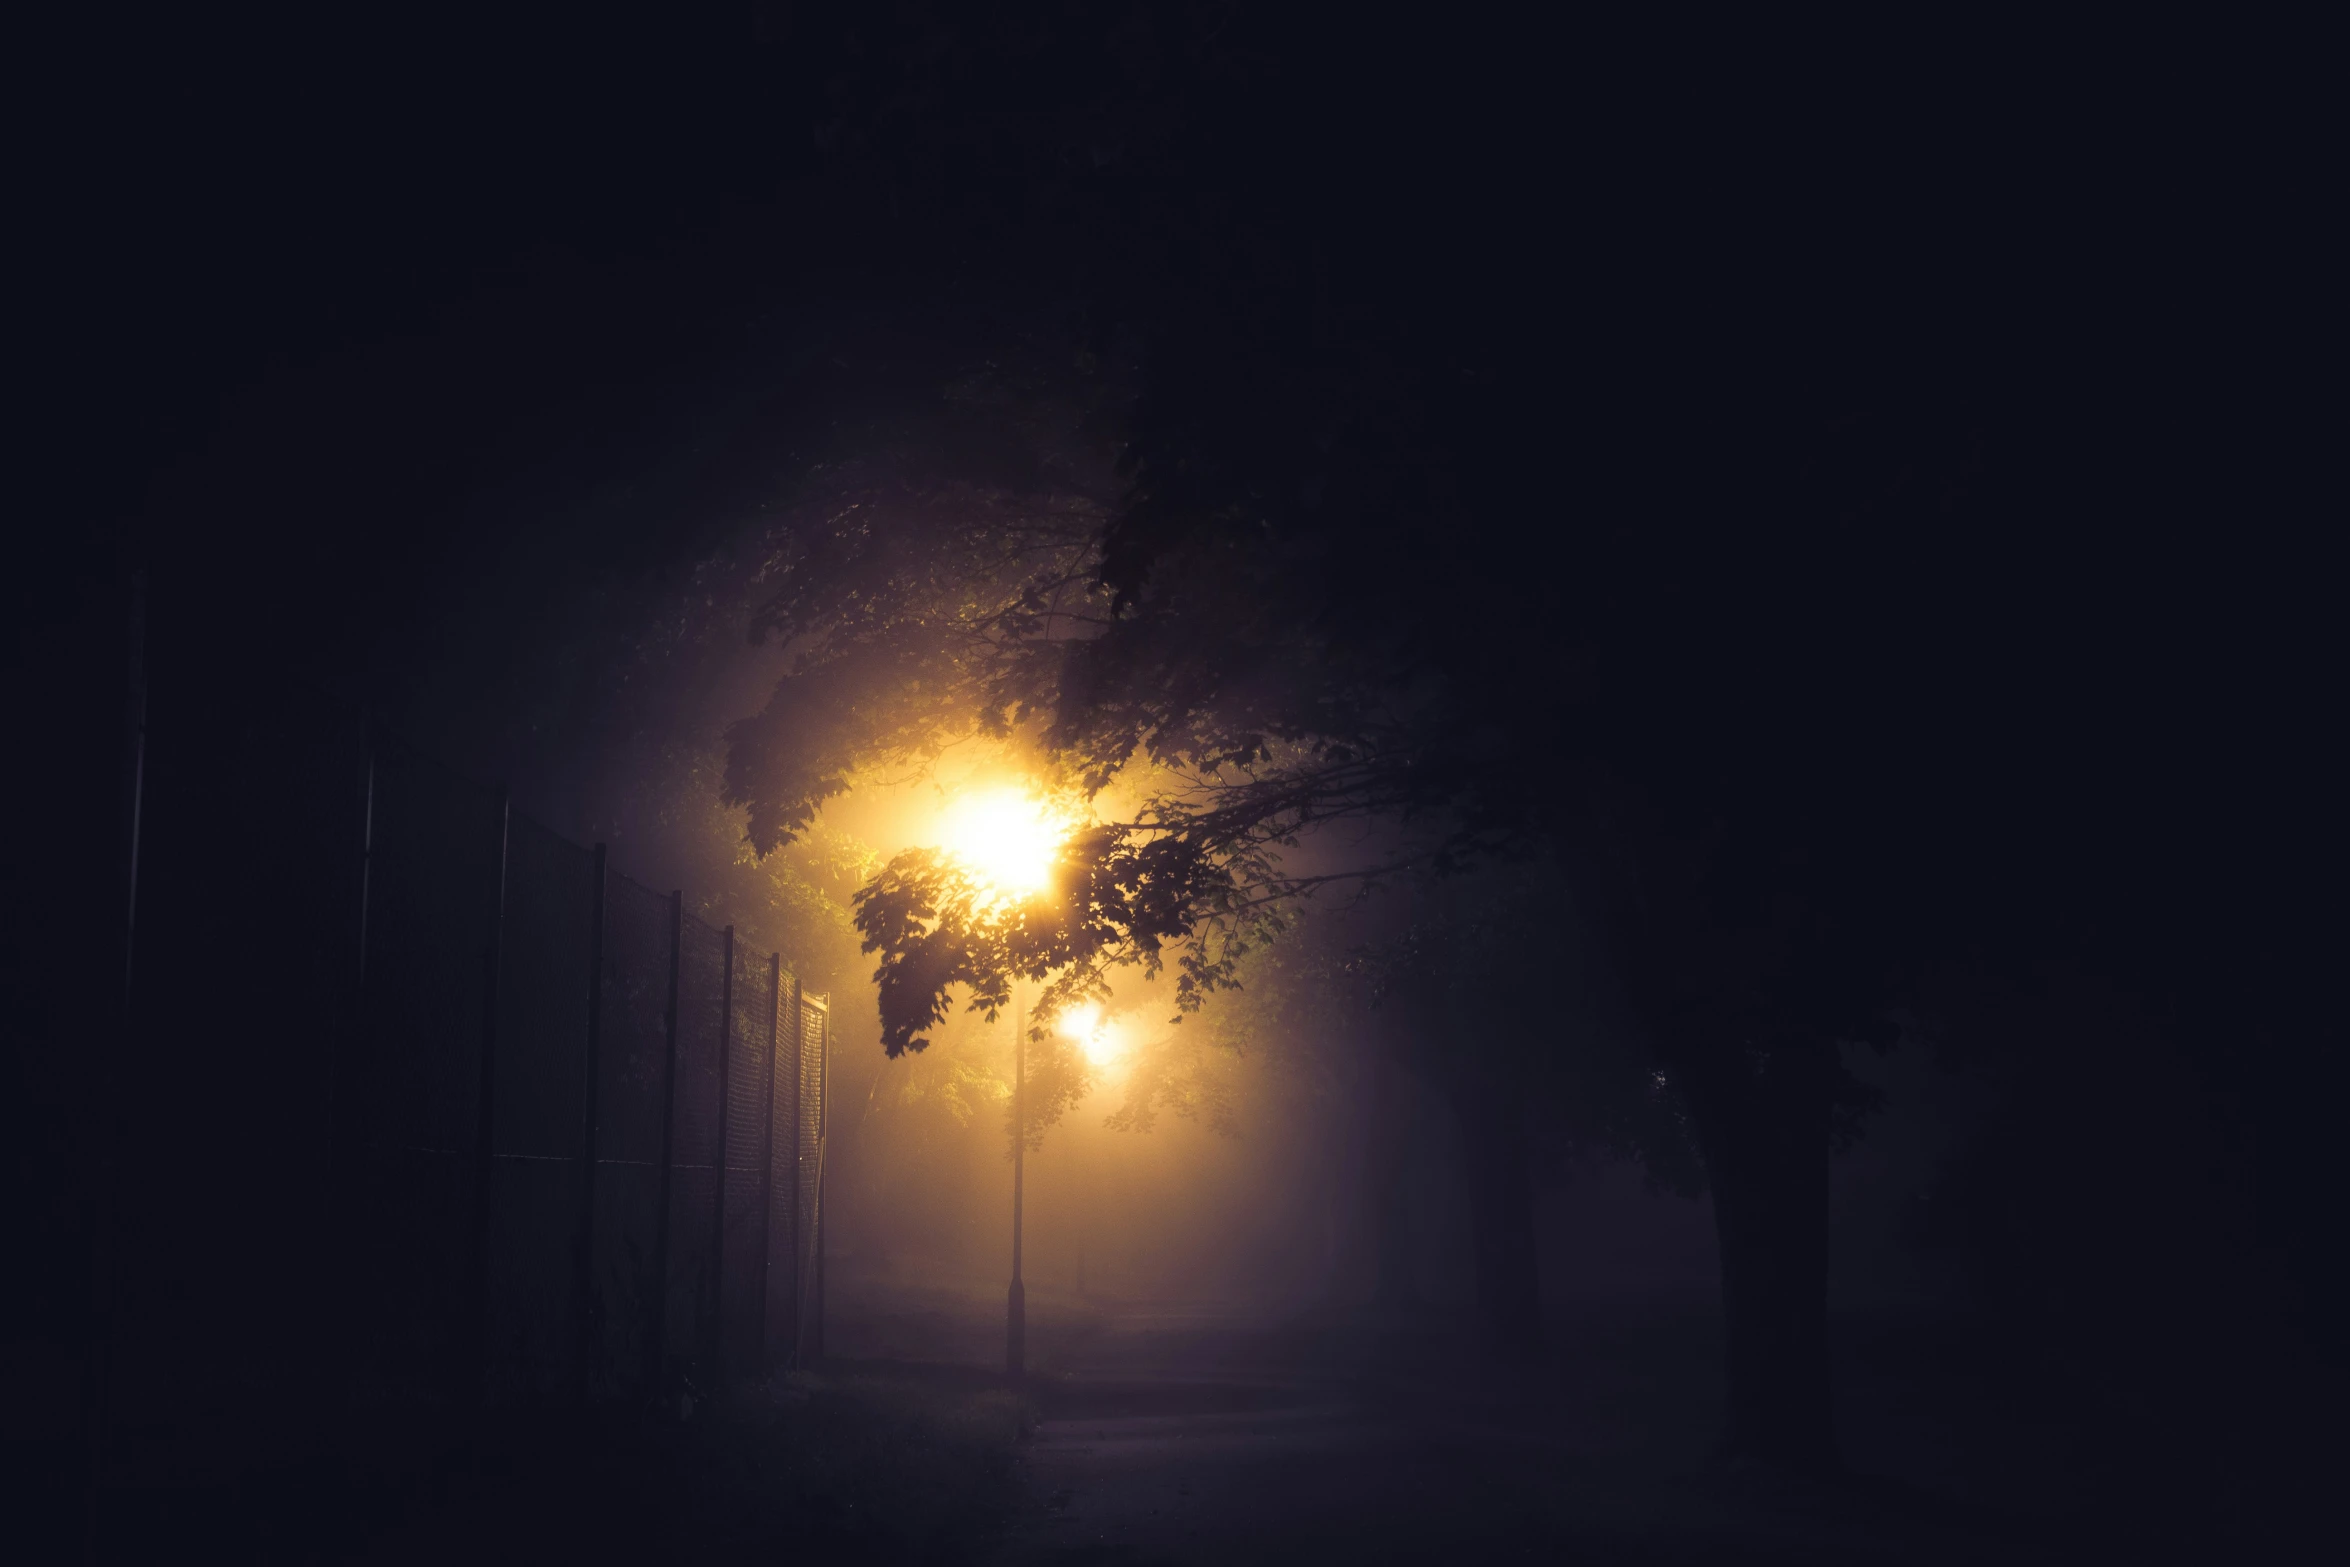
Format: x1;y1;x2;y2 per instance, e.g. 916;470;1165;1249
117;679;827;1433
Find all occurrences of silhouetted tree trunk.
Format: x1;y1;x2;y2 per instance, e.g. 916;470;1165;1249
1677;1034;1838;1470
1368;1056;1418;1310
1451;1067;1542;1358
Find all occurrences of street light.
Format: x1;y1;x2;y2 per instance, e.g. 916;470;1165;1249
934;788;1065;902
1053;1003;1127;1303
1057;1001;1129;1070
928;786;1071;1378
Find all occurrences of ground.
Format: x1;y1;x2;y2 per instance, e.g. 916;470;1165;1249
973;1299;2083;1565
56;1277;2276;1562
819;1274;2186;1564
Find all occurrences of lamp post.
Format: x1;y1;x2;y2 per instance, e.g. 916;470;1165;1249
926;786;1066;1386
1003;987;1125;1377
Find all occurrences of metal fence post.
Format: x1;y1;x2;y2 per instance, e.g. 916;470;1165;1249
786;972;804;1363
462;786;511;1412
355;724;374;991
84;567;147;1563
329;714;372;1145
706;925;735;1389
812;993;828;1362
754;954;780;1371
318;715;372;1426
644;891;683;1399
573;843;608;1402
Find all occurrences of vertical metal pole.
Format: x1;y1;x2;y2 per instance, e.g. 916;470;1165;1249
644;891;683;1398
573;843;608;1402
753;955;780;1370
812;993;828;1363
355;724;375;990
1006;985;1025;1378
85;567;146;1564
119;570;147;1000
316;717;372;1430
786;973;804;1364
462;786;510;1411
706;925;735;1388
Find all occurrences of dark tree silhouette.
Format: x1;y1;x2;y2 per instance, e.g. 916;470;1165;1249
721;319;1986;1465
707;2;2333;1477
1326;863;1703;1360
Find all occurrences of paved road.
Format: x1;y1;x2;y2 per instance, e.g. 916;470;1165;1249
988;1306;2070;1566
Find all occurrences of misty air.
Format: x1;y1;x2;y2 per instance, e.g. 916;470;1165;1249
8;11;2338;1565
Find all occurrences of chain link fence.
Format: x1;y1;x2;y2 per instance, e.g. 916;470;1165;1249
121;693;832;1428
782;987;830;1360
340;738;826;1415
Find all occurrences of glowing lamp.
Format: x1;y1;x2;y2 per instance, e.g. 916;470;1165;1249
1056;1000;1127;1069
934;787;1068;900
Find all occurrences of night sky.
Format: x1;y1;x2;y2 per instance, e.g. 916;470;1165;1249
8;10;2342;1563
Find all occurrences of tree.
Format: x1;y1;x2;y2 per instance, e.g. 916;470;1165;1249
707;7;2087;1471
720;301;1996;1466
1358;861;1707;1359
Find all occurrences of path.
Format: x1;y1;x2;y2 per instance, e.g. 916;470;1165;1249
989;1303;2071;1566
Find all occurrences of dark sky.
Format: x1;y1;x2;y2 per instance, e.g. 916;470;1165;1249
4;17;2345;1562
26;11;2333;599
13;0;2344;1340
14;16;2338;967
16;4;2340;1078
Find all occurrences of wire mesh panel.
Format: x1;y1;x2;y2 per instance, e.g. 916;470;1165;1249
790;991;829;1361
113;673;363;1471
483;812;595;1399
345;737;500;1405
586;874;673;1394
719;949;777;1378
97;656;830;1497
663;914;728;1386
765;976;803;1359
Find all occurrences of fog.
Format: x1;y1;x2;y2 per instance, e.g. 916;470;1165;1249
11;11;2333;1563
